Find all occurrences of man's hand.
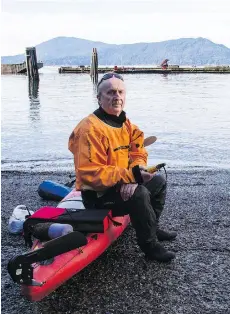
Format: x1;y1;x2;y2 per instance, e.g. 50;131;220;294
120;184;138;201
140;170;155;183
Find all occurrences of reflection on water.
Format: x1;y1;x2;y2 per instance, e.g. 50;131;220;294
1;68;230;171
92;81;98;98
28;79;39;99
91;74;98;85
161;73;169;80
28;79;40;122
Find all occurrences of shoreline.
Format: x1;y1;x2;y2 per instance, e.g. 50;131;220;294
2;164;230;176
1;169;230;313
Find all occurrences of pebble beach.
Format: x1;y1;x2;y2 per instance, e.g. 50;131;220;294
1;169;230;314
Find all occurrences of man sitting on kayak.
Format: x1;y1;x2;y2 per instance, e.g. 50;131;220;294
68;73;177;263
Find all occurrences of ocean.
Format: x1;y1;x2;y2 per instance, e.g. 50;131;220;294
1;66;230;172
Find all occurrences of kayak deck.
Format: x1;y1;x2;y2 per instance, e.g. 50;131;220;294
21;190;130;301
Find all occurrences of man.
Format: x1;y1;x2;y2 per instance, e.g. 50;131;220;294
161;59;169;69
69;73;176;263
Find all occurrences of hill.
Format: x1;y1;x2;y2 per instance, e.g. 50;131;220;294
2;37;230;66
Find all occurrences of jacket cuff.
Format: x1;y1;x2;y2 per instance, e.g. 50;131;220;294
132;165;143;184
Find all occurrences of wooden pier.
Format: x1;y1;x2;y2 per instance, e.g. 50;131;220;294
1;61;43;75
1;47;43;75
58;65;230;74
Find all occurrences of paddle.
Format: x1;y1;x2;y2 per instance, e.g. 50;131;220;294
143;135;157;147
65;135;157;187
8;231;88;284
18;231;86;262
147;163;166;173
34;231;87;261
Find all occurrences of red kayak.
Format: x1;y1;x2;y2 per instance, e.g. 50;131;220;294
13;190;130;301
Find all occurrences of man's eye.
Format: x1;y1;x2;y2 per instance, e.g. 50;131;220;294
107;90;124;95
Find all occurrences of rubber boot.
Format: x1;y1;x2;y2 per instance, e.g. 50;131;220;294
141;242;175;263
156;228;177;241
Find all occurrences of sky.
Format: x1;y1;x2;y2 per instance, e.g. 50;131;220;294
1;0;230;56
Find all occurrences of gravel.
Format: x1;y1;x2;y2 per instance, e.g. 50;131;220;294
1;169;230;314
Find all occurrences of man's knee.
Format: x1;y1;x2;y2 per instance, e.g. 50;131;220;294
132;185;151;202
129;185;156;220
152;173;166;186
144;173;166;195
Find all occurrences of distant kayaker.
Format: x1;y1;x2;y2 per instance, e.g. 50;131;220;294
69;73;176;263
161;59;169;69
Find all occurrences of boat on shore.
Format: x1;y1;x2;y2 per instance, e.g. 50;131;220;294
8;189;130;301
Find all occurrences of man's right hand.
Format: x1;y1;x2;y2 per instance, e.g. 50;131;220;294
120;183;138;201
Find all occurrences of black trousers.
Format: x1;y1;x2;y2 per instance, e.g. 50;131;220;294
82;173;167;247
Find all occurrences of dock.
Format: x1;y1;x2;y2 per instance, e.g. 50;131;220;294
1;61;43;75
2;47;43;76
59;65;230;74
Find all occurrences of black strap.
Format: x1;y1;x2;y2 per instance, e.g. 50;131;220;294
65;178;76;188
107;214;122;227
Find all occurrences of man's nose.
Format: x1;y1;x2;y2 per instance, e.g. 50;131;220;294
113;90;120;98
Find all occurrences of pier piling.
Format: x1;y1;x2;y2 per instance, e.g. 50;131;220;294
90;48;98;84
28;79;39;101
26;47;39;80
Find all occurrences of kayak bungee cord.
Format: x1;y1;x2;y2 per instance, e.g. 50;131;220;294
163;164;167;182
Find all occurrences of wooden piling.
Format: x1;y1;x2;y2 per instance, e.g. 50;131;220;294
28;79;39;100
90;48;98;84
28;79;40;122
25;47;39;79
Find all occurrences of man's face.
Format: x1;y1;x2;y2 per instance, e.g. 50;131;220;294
97;77;126;116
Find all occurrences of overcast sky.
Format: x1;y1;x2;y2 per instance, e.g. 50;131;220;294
1;0;230;55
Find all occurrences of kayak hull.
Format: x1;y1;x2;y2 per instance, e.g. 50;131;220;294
21;190;130;301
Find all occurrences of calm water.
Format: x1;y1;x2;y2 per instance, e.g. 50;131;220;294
1;66;230;172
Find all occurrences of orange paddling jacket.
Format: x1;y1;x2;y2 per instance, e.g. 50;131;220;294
69;110;148;192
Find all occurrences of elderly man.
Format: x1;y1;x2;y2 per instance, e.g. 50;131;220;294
69;73;176;263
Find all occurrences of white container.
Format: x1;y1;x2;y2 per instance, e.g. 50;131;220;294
8;205;34;235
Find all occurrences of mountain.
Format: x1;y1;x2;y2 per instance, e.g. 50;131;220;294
2;37;230;66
